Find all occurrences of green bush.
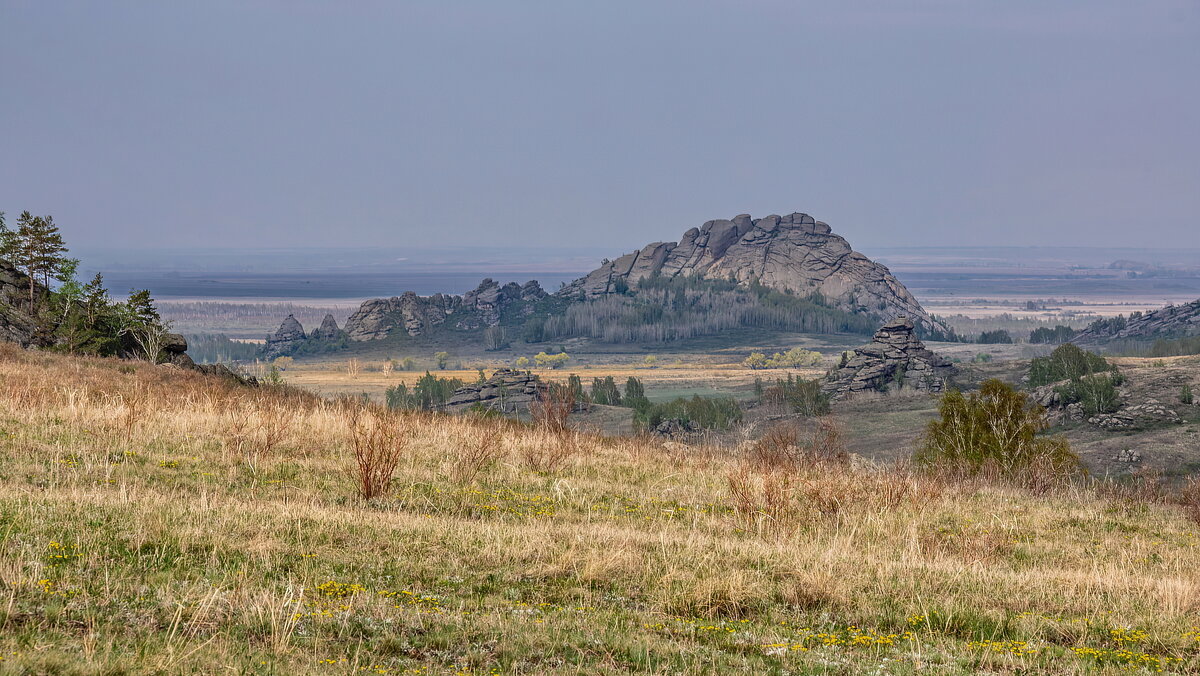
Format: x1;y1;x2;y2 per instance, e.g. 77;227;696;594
385;372;463;410
916;380;1079;477
759;374;830;416
1027;343;1111;386
1055;374;1120;415
1183;384;1194;406
633;395;742;431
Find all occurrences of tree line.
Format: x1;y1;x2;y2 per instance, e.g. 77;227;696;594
0;210;170;360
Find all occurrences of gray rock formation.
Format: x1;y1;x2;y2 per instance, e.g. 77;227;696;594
343;278;546;341
822;317;957;399
440;369;546;414
0;259;48;347
558;212;948;334
310;314;344;342
1088;399;1183;430
158;333;256;384
265;315;307;357
1074;299;1200;344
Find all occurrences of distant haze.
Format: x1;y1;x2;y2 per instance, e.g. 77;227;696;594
2;1;1198;253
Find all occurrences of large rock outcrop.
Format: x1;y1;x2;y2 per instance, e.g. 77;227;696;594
558;212;948;335
343;278;546;341
822;317;957;399
265;315;308;357
441;369;546;414
0;259;49;347
310;314;345;342
1073;299;1200;344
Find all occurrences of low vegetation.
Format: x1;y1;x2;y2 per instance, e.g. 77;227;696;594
2;348;1199;673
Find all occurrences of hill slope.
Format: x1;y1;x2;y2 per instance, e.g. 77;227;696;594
1;346;1199;673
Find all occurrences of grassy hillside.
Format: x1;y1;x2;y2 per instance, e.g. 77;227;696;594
1;347;1199;674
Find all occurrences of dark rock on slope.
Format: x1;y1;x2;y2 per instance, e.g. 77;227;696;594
823;317;957;399
0;259;50;347
559;212;948;334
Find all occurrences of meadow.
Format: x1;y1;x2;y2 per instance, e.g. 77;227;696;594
2;346;1200;674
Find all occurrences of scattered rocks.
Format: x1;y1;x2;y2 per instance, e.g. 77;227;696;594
1112;449;1142;463
440;369;546;415
822;317;957;400
1088;399;1183;430
557;212;949;335
159;333;256;385
653;418;699;438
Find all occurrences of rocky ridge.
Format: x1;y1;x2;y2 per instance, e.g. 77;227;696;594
342;278;546;342
265;314;348;358
822;317;957;399
559;212;948;334
1074;299;1200;344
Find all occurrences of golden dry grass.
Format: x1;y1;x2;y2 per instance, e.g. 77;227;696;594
1;345;1199;674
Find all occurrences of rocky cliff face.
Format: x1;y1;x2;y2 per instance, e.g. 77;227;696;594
0;259;49;347
559;212;947;334
1073;299;1200;344
342;278;546;342
822;317;957;399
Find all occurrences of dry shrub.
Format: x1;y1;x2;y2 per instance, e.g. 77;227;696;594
221;400;254;466
1095;466;1167;509
748;417;849;471
346;407;407;499
452;425;504;483
919;526;1014;565
254;396;294;457
1173;477;1200;525
529;385;574;434
120;386;148;444
727;465;796;535
521;429;579;474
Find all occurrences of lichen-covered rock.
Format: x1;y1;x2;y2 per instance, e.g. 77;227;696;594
558;212;948;335
822;317;957;400
440;369;546;415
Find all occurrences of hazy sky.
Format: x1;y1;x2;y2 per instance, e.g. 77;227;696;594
2;1;1197;254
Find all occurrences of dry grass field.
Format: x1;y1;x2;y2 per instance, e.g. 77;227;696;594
2;346;1200;674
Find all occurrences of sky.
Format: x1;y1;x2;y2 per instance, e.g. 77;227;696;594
1;1;1198;255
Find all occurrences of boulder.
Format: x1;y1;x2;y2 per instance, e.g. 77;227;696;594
557;212;949;335
822;317;957;400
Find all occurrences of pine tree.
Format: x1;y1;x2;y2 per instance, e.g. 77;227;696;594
13;212;70;312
